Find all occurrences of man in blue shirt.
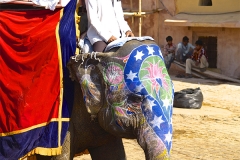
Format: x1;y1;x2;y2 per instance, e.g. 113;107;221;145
176;36;195;63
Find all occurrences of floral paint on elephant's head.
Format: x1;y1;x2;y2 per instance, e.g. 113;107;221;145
103;62;124;85
124;44;174;155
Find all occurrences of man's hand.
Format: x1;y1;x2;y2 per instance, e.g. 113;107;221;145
107;36;117;43
195;61;200;66
125;31;134;37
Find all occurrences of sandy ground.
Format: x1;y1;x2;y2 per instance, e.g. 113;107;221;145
75;67;240;160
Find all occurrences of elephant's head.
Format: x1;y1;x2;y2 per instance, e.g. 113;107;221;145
68;40;174;160
67;54;107;119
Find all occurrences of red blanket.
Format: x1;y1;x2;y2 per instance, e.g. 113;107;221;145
0;4;75;158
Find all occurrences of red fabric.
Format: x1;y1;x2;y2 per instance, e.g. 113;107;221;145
0;9;61;133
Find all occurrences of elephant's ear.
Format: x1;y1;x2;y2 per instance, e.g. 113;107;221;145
67;58;78;81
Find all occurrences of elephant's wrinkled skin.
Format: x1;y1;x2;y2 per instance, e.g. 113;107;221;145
38;40;173;160
36;79;126;160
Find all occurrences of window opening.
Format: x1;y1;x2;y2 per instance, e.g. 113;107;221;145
199;0;212;6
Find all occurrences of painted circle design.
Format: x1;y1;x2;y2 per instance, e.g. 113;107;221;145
103;62;124;85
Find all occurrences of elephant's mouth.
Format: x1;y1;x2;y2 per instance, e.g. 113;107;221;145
97;92;145;138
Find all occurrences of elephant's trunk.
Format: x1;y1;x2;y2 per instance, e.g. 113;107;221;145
137;123;169;160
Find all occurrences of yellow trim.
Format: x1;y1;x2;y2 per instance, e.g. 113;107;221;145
55;8;64;148
75;0;81;55
0;118;70;137
19;147;62;160
18;9;67;160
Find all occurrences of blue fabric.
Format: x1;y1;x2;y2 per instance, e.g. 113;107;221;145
83;37;94;53
0;122;58;159
60;122;69;144
59;0;77;116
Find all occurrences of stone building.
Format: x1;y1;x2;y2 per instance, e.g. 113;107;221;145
122;0;240;79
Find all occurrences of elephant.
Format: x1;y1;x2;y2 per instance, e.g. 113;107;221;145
36;39;174;160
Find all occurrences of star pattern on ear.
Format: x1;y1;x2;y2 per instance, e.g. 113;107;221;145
124;44;173;154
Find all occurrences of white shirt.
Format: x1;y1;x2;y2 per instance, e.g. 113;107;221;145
177;42;195;55
85;0;131;45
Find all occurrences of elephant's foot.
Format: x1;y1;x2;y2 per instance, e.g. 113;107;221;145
88;138;126;160
138;123;169;160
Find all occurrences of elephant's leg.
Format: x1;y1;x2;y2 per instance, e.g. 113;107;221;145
51;130;74;160
88;138;126;160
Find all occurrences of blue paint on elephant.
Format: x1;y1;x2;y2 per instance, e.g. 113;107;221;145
124;44;174;155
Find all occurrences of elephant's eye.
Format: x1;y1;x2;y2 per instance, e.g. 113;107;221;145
87;64;95;70
127;93;143;104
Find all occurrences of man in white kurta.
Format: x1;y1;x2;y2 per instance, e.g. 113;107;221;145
85;0;134;52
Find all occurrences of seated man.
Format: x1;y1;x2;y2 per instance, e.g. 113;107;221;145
185;40;209;78
163;36;176;70
176;36;195;63
85;0;134;52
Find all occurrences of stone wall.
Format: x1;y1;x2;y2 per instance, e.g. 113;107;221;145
218;28;240;78
122;0;240;78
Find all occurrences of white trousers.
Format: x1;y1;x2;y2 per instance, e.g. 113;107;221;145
186;55;209;74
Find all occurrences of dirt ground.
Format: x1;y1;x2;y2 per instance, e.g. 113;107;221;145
75;67;240;160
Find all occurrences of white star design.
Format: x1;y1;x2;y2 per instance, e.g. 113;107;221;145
126;70;137;81
148;99;156;107
169;118;173;124
162;98;170;110
164;131;172;145
147;46;155;55
134;50;144;61
135;84;144;93
151;115;165;129
142;98;155;112
158;49;163;58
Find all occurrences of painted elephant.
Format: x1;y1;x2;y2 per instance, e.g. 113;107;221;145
38;39;174;160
